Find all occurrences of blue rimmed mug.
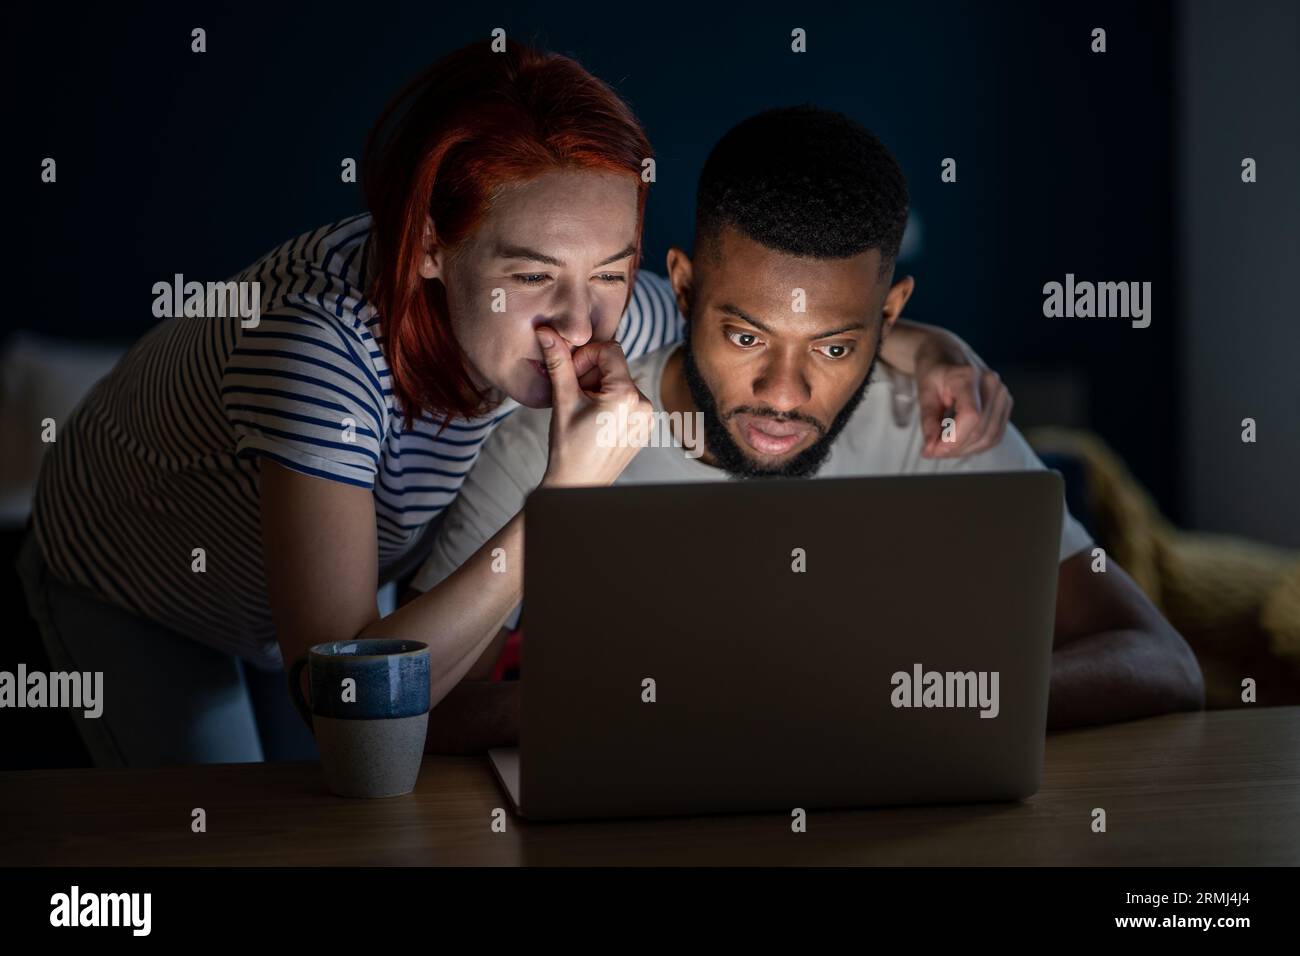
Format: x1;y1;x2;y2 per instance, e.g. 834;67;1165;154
287;639;431;798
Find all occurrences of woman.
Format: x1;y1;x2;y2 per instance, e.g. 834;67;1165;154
17;39;1012;767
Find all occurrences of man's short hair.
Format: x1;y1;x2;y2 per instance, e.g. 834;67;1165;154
694;105;909;273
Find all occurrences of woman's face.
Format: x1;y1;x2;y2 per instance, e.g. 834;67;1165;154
429;168;641;409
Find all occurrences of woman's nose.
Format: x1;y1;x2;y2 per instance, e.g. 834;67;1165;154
547;281;595;347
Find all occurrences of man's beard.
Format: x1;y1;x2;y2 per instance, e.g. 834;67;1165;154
681;321;879;479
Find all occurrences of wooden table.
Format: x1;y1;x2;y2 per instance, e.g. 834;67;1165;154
2;707;1297;866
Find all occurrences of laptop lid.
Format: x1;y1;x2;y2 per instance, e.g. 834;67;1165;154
517;470;1063;821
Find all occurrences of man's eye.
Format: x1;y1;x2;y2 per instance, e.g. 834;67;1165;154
512;274;550;286
817;343;852;359
728;331;760;348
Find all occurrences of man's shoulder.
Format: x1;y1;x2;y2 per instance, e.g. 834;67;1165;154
830;362;1043;477
825;362;927;471
626;342;677;402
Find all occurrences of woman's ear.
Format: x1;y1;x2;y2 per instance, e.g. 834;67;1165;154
419;215;444;280
666;246;695;317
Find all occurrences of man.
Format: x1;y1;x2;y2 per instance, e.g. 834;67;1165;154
407;106;1205;752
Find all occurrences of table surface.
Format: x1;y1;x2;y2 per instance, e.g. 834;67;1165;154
2;706;1297;866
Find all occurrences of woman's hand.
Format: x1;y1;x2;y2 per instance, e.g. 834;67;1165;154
913;333;1013;458
880;319;1014;459
537;327;654;488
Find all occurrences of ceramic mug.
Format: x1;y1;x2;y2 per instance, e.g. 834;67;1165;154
288;639;431;798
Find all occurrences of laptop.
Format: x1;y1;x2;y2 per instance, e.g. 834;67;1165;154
488;470;1064;821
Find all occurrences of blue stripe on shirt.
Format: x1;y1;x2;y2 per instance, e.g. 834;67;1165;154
32;215;685;667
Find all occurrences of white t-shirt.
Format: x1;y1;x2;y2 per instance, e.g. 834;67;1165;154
410;343;1095;629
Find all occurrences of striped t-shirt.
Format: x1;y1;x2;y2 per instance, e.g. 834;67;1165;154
32;213;684;670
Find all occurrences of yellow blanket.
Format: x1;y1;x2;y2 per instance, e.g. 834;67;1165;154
1027;427;1300;710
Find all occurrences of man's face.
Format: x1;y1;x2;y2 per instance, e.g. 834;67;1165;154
671;226;910;478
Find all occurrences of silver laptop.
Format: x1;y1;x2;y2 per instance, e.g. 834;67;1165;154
488;470;1064;821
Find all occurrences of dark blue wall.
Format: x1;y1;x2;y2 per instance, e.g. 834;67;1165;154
12;0;1178;512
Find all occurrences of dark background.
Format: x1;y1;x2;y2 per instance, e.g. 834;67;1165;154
11;0;1180;509
7;2;1299;770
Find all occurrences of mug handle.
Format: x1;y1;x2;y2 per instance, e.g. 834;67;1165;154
287;654;314;732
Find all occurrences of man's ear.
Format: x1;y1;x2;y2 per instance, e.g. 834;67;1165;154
665;246;695;318
419;214;444;280
879;274;915;340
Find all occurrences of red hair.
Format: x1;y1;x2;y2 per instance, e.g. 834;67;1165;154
362;40;653;428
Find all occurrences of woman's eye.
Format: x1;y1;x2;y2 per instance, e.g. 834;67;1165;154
512;273;550;286
728;331;760;348
594;273;626;284
817;343;852;359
